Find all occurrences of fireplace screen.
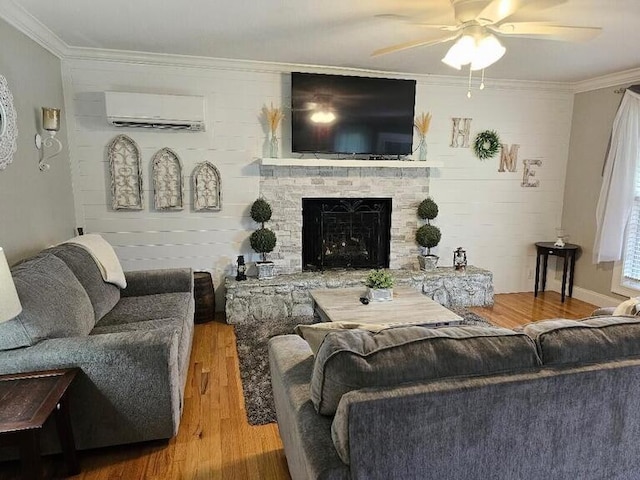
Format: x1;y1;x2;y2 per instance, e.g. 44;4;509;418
302;198;391;270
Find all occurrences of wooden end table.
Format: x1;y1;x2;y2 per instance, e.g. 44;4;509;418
0;369;80;479
534;242;580;303
194;271;215;323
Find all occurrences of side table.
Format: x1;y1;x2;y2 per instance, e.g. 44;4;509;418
0;368;80;479
534;242;580;303
194;271;215;323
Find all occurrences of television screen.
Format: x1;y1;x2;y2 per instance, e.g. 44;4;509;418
291;73;416;156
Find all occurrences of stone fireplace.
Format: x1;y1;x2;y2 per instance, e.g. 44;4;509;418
301;197;392;270
259;164;430;274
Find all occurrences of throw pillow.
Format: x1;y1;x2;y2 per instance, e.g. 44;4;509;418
7;253;95;348
310;325;541;415
47;244;120;321
612;297;640;316
295;322;388;355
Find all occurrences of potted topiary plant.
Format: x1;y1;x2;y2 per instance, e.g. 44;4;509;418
364;269;395;302
249;198;277;280
416;197;441;271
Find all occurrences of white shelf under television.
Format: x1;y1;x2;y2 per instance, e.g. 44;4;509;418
259;158;444;168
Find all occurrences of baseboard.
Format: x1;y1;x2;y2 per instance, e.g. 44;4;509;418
545;279;621;307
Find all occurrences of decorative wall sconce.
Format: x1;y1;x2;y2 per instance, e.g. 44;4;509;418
35;107;63;171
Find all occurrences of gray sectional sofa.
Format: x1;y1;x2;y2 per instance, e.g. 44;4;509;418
270;315;640;480
0;243;194;452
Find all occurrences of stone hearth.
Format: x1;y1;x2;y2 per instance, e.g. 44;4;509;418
225;266;493;325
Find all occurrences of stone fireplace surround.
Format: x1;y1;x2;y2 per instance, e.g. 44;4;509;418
259;164;430;274
226;164;494;325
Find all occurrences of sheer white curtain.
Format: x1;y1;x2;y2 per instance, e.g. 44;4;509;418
594;89;640;263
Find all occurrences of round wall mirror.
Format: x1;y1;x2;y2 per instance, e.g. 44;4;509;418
0;75;18;171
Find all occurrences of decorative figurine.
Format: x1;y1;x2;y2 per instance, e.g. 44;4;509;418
554;228;567;248
235;255;247;281
453;247;467;271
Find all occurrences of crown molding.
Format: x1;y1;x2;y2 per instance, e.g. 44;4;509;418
0;0;69;58
572;67;640;94
61;46;573;93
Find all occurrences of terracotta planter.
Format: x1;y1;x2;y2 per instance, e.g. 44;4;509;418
418;254;439;272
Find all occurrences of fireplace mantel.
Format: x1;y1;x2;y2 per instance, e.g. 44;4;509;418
260;158;443;168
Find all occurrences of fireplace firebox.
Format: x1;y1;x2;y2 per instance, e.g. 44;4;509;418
302;198;391;270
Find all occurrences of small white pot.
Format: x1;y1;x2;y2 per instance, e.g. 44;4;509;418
418;254;439;272
256;261;276;280
366;287;393;302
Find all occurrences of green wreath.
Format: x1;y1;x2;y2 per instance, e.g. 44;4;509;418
473;130;501;160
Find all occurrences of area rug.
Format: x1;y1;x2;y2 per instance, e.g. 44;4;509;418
234;309;493;426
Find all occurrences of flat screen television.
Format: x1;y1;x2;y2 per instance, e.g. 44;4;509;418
291;73;416;156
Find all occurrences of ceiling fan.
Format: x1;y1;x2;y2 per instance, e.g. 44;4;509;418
373;0;602;71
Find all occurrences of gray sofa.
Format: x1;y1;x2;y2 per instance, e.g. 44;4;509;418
0;243;194;452
270;315;640;480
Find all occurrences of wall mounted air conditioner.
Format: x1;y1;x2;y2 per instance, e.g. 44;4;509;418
105;92;206;131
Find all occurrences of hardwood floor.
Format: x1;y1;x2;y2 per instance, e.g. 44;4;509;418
0;292;598;479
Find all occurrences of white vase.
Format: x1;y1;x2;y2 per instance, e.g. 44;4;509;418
269;133;279;158
418;135;428;161
366;287;393;302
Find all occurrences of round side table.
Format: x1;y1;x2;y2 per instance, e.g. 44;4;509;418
534;242;580;303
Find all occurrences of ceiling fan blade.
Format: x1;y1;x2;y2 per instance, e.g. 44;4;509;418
371;33;459;57
493;22;602;42
374;13;411;21
476;0;523;25
515;0;568;15
412;23;460;31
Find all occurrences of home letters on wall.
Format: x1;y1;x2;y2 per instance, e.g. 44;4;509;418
450;118;472;148
521;159;542;187
499;144;520;172
108;134;144;210
193;162;221;211
152;148;184;210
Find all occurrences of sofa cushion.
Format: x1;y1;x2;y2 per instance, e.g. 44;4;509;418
46;244;120;321
295;322;388;355
0;254;94;351
311;325;541;415
523;316;640;366
96;292;192;328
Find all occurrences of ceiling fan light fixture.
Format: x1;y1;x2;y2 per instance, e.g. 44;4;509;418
441;35;476;70
470;34;506;70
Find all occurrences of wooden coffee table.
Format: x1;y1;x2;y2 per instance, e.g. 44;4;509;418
310;286;463;327
0;369;80;479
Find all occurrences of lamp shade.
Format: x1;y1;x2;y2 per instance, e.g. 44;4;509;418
0;248;22;323
442;35;476;70
470;34;506;71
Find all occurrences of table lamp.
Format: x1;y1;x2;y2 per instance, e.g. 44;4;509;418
0;247;22;323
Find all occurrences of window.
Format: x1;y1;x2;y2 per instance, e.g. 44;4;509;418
613;151;640;296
